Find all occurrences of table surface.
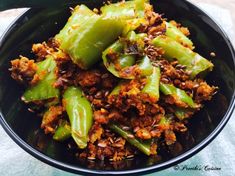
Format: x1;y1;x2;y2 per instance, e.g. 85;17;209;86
0;1;235;176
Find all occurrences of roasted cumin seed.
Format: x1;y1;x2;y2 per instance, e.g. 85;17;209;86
94;72;101;76
193;84;199;88
28;108;35;113
101;73;109;79
175;64;183;69
104;91;110;97
112;143;123;148
104;104;111;109
109;137;114;144
98;142;107;148
126;155;134;159
88;96;94;102
212;90;218;96
115;137;122;143
161;77;169;83
105;129;111;133
95;91;102;99
133;126;140;133
122;126;130;131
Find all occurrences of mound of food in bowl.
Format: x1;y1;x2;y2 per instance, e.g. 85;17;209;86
9;0;217;162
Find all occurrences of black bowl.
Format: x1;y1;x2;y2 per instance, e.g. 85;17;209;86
0;0;235;175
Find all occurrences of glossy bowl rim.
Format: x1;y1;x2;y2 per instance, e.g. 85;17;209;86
0;0;235;175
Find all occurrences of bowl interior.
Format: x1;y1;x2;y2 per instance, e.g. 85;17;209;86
0;0;234;174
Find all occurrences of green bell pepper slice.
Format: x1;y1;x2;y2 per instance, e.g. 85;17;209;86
63;86;93;149
160;83;197;108
165;21;194;49
152;35;213;78
22;56;59;102
142;67;160;102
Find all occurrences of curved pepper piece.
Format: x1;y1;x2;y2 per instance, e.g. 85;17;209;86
101;1;135;18
53;120;71;141
109;66;160;102
101;0;146;18
138;56;155;77
174;107;192;120
55;5;95;46
102;40;125;78
109;81;130;98
110;84;121;96
103;32;152;79
160;83;198;108
63;86;93;149
152;35;213;79
22;56;59;102
55;5;125;69
142;67;160;102
109;123;152;155
101;0;147;34
165;21;194;49
119;55;136;68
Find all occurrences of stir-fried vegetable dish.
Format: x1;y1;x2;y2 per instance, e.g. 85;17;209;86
9;0;217;161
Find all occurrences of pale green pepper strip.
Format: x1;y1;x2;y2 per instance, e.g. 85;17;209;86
56;5;125;69
165;21;194;49
101;0;147;34
22;56;59;102
138;55;153;76
110;84;122;96
55;5;95;46
53;120;71;141
63;86;93;149
109;123;152;155
160;83;198;108
174;107;192;120
109;80;129;97
109;66;159;102
101;0;146;19
142;67;160;102
123;18;147;35
152;35;213;78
